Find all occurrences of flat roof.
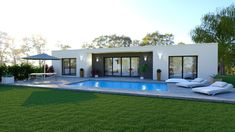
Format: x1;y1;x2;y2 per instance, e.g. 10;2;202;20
52;43;217;53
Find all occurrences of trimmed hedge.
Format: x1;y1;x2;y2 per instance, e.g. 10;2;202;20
0;63;43;81
215;75;235;86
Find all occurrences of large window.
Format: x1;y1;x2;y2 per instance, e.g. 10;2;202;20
105;58;112;75
169;56;197;79
113;58;121;76
131;57;139;76
121;58;130;76
62;58;76;75
104;57;139;76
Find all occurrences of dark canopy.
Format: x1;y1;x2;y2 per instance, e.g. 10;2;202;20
22;53;60;60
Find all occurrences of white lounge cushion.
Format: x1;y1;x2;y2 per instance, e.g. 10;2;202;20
211;81;227;87
176;80;209;88
192;84;233;95
176;82;200;88
165;78;188;83
192;78;204;83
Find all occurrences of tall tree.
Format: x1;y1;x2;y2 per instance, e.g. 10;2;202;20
141;31;174;46
5;37;20;65
191;4;235;75
0;31;11;65
21;37;33;57
32;35;46;54
82;42;95;49
56;41;71;50
22;35;47;66
82;34;132;49
9;47;24;65
131;40;140;47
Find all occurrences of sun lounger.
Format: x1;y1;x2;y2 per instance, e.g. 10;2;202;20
165;78;189;83
176;78;209;88
192;81;234;96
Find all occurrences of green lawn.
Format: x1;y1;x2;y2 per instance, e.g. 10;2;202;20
1;85;235;131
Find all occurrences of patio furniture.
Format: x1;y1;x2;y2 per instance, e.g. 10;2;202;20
192;81;234;96
165;78;189;83
29;73;57;80
22;53;60;79
176;78;209;88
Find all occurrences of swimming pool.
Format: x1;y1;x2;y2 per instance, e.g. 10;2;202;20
69;80;168;92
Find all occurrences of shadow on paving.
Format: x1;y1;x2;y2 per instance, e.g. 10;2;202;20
23;90;97;107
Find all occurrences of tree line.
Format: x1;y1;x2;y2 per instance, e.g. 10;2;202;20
0;30;174;66
82;31;174;49
0;33;71;66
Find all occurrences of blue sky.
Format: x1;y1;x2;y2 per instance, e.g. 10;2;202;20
123;0;234;43
0;0;233;50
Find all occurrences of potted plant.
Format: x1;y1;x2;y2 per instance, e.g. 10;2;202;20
91;69;99;78
80;68;84;78
157;69;161;81
139;64;148;79
1;68;14;84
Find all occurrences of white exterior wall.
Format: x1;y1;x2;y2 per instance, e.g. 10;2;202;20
52;43;218;80
152;44;218;80
52;50;92;77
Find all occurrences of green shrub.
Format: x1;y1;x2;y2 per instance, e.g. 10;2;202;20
7;65;20;77
139;64;148;75
215;75;235;86
32;66;43;73
0;63;43;81
17;63;35;80
0;64;7;81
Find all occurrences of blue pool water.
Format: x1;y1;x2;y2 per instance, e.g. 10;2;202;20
69;80;168;92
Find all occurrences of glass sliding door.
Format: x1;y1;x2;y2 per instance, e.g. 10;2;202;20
183;57;197;79
131;57;139;76
169;57;182;78
122;57;130;76
104;57;140;77
62;59;70;75
169;56;197;79
62;58;76;75
113;58;121;76
105;58;112;75
70;59;76;75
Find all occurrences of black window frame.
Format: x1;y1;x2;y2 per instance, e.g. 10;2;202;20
168;56;198;79
62;58;76;76
104;56;140;77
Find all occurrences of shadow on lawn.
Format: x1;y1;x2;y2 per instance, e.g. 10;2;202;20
0;85;15;92
23;90;97;107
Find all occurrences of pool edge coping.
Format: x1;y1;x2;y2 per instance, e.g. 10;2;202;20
11;83;235;104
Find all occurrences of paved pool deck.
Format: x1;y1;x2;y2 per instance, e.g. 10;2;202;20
14;77;235;104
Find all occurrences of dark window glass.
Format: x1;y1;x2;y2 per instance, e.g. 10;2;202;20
62;58;76;75
113;58;121;76
122;58;130;76
104;57;140;77
183;57;197;79
105;58;112;75
169;56;197;79
169;57;182;78
131;57;139;76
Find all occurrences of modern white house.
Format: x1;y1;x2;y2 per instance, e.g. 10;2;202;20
52;43;218;80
